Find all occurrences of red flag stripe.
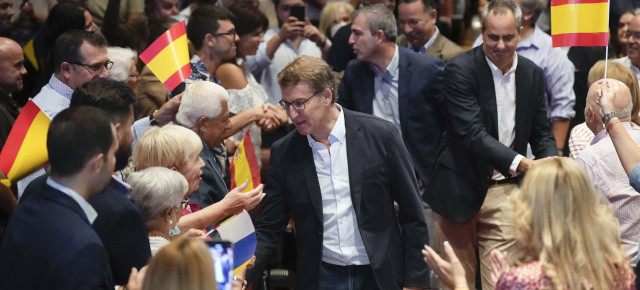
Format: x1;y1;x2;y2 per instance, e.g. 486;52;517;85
0;100;41;175
241;131;261;186
163;63;192;91
552;32;608;47
551;0;607;6
139;21;186;63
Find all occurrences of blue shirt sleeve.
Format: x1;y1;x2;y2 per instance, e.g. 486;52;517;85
629;162;640;192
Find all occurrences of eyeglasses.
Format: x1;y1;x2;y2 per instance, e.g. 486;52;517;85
0;2;10;9
179;199;189;210
69;60;114;73
279;90;322;111
214;30;237;37
626;31;640;41
398;18;426;28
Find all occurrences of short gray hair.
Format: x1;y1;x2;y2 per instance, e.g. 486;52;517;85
482;0;522;30
353;3;397;42
128;167;188;223
176;80;230;128
107;46;137;82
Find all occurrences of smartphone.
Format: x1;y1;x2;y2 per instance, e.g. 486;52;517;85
290;5;305;22
206;240;234;290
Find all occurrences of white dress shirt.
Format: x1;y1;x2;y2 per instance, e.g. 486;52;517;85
407;26;440;54
46;177;98;224
371;45;401;135
307;105;369;266
486;55;524;180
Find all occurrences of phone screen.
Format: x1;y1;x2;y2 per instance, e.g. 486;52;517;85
290;5;305;22
206;241;234;290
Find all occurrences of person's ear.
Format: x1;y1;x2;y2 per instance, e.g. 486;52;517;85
88;153;105;174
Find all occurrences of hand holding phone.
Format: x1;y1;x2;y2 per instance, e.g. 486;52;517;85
290;5;305;22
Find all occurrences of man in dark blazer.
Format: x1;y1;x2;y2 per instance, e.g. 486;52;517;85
19;80;151;286
247;56;429;290
0;107;118;289
424;0;557;288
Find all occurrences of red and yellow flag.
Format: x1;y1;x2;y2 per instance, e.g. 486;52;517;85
551;0;609;47
139;21;191;91
0;100;51;187
229;130;260;192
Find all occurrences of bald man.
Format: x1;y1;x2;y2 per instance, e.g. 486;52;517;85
0;37;27;148
576;79;640;261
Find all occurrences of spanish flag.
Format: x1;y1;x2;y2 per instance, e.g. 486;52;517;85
0;100;51;187
551;0;609;47
229;130;260;192
23;38;38;71
139;21;191;91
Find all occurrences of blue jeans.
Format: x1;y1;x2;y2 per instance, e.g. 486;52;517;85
318;262;379;290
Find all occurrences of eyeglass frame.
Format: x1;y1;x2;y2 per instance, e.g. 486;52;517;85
214;30;238;37
68;60;114;73
279;89;324;111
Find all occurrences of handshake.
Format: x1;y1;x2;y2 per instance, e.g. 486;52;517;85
255;103;288;132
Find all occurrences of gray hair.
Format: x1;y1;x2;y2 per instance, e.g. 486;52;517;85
176;80;230;128
128;167;189;223
107;46;137;82
518;0;547;26
482;0;522;30
353;3;397;42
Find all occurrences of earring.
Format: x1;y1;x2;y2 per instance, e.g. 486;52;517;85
170;220;173;225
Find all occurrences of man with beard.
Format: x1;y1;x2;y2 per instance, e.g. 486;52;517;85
22;79;150;285
615;14;640;84
0;106;118;289
0;0;13;36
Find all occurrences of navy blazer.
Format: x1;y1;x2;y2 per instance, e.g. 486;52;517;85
425;46;557;223
0;184;114;289
189;141;229;211
248;109;429;289
338;46;446;188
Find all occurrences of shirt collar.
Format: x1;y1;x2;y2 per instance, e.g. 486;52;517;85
46;177;98;223
371;45;400;80
111;175;132;197
408;26;439;53
485;53;518;76
307;104;346;147
49;74;74;100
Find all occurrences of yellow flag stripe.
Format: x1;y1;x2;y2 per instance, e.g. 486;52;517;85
551;3;608;35
233;142;254;192
145;34;190;82
7;112;50;180
23;39;39;71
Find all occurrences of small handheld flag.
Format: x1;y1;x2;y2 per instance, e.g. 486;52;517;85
139;21;191;91
229;130;261;192
551;0;609;47
0;100;51;187
207;210;256;275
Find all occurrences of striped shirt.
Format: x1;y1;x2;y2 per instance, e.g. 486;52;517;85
568;122;595;159
575;122;640;260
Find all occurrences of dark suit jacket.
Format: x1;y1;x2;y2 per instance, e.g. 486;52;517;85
338;46;446;188
425;46;557;223
21;175;151;285
0;184;114;289
396;33;465;63
327;24;355;72
88;178;151;285
189;141;229;211
248;109;429;289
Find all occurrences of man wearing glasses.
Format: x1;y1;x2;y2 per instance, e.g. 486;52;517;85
247;56;429;290
19;29;110;198
615;14;640;84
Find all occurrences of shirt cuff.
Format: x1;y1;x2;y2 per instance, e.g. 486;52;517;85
509;154;525;176
629;163;640;192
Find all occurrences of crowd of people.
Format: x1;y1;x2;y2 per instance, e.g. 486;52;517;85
1;0;640;289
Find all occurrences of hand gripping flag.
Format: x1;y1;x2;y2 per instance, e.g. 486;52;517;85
229;130;261;192
139;21;191;91
0;100;51;187
551;0;609;47
210;210;256;275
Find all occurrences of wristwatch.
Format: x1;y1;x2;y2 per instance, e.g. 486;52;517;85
233;276;247;289
602;111;619;125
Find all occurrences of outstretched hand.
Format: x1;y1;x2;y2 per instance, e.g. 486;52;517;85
490;249;509;285
220;180;266;214
422;242;468;289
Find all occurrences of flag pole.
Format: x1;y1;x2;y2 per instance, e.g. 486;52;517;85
604;0;611;79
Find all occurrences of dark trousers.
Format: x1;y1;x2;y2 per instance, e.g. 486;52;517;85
319;262;379;290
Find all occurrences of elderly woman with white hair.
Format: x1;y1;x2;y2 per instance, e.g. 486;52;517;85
132;124;265;232
128;167;203;255
107;46;140;93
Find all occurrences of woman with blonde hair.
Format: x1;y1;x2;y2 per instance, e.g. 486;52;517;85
569;60;640;158
424;158;634;289
318;2;354;41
